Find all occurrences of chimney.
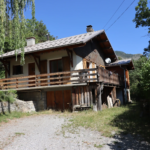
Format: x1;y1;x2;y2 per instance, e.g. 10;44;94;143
26;37;35;46
86;25;94;32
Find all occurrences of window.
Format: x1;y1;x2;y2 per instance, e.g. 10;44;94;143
50;59;63;73
13;65;23;75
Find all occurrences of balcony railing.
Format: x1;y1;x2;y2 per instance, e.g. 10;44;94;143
0;67;124;90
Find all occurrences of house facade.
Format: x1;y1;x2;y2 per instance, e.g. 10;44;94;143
0;26;134;111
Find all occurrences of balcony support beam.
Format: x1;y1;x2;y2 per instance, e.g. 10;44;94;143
66;49;73;67
31;54;41;73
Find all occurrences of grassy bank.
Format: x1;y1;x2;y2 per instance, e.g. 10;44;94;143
0;103;150;141
0;111;32;123
0;110;56;124
63;103;150;141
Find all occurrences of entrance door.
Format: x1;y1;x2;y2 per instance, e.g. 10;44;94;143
64;90;71;110
28;63;35;87
40;60;47;86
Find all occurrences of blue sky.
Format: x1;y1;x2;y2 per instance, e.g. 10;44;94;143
25;0;150;54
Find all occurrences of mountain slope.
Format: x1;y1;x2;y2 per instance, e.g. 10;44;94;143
115;51;142;60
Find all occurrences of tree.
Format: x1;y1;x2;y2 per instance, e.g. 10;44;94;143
140;59;150;99
0;0;35;64
133;0;150;57
0;90;17;114
4;19;56;53
129;56;147;100
118;56;122;60
25;19;56;44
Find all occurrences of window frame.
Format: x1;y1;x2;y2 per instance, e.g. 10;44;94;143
13;65;23;75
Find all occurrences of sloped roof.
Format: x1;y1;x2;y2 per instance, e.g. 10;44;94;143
0;30;105;58
106;59;134;70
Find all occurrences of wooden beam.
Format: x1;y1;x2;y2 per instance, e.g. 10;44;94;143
99;40;108;43
97;83;104;111
31;54;41;73
66;49;73;67
4;43;86;61
34;43;86;55
102;47;112;51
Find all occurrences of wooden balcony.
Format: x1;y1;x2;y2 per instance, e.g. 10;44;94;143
0;67;124;90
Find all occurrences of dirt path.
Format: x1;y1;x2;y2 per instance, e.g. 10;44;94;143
0;115;149;150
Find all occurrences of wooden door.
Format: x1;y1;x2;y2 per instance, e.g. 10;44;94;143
62;56;70;84
64;90;71;111
47;91;55;109
55;91;63;111
40;60;47;86
28;63;35;87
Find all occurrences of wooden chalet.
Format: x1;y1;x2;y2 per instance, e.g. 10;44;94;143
0;25;134;111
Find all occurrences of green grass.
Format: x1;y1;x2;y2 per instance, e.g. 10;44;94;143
94;144;103;148
0;102;150;142
0;110;57;124
63;102;150;141
0;111;32;123
15;132;25;136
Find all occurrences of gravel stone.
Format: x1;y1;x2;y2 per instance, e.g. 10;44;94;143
0;114;150;150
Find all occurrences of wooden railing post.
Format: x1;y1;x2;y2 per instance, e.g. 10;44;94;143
97;67;100;82
36;75;38;87
16;78;18;88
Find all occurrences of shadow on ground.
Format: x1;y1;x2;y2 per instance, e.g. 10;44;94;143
108;103;150;149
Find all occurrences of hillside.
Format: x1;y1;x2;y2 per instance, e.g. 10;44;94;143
115;51;142;60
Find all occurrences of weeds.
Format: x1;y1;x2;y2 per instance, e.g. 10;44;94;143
94;144;103;148
15;132;25;136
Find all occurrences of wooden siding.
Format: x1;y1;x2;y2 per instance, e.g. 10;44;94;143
74;40;105;66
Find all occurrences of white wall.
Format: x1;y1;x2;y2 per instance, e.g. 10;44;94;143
7;49;84;88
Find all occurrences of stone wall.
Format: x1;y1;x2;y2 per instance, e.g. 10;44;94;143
0;99;36;113
18;90;46;111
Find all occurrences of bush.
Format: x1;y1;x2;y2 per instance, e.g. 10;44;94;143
0;90;17;103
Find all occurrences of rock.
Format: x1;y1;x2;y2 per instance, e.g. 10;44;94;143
0;99;36;113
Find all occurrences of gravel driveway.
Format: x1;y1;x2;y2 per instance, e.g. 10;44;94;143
0;114;150;150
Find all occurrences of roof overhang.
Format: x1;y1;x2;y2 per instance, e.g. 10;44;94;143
106;59;134;70
93;31;117;62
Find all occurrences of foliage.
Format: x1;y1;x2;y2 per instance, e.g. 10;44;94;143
133;0;150;29
3;19;56;54
118;56;122;60
0;66;5;79
129;56;147;100
0;90;17;103
143;40;150;58
0;0;35;65
25;19;56;44
115;51;142;60
140;59;150;98
133;0;150;57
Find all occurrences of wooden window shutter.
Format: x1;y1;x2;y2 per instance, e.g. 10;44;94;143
62;56;70;71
